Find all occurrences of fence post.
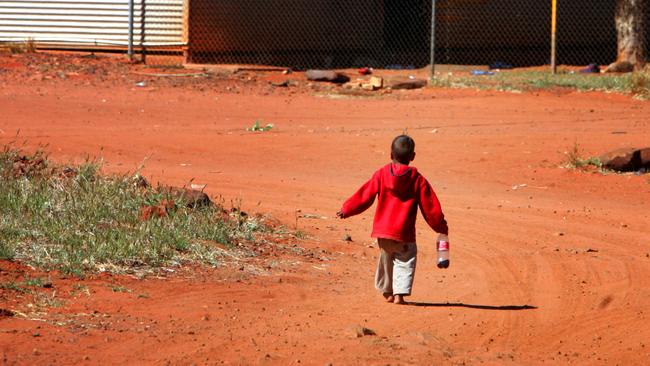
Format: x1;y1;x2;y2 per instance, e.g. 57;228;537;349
429;0;437;84
128;0;134;61
550;0;557;74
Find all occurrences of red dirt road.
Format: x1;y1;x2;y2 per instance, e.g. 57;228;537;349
1;55;650;365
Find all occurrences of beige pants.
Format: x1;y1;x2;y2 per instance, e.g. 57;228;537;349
375;238;417;296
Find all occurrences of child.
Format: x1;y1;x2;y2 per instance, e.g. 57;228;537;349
337;135;449;304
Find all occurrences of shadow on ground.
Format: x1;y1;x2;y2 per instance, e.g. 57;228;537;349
408;302;537;310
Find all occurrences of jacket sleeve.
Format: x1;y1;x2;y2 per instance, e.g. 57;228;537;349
418;176;449;235
339;170;381;218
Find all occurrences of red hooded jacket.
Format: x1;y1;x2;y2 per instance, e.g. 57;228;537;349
340;163;448;242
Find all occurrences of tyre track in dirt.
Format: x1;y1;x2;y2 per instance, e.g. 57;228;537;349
442;185;650;364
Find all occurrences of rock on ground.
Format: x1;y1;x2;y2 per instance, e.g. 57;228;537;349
305;70;350;83
349;325;376;338
600;147;650;172
385;77;427;90
158;186;213;208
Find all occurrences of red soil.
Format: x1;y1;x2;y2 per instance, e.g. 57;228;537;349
1;52;649;365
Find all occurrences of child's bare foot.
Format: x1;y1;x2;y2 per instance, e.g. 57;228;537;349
383;293;394;303
393;295;406;305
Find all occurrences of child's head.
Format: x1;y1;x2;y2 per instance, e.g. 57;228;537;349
391;135;415;164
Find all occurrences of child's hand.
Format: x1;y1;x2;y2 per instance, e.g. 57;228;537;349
336;211;345;219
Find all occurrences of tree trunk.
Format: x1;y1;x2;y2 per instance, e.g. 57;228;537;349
614;0;647;70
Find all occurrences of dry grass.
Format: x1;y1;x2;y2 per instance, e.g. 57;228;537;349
562;142;603;170
0;146;277;276
2;39;36;54
432;68;650;99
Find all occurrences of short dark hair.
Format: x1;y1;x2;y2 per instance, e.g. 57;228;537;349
391;135;415;164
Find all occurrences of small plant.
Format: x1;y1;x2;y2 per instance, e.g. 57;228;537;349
23;276;45;287
564;142;582;168
429;75;453;88
563;142;602;170
3;39;36;54
247;120;274;132
110;285;132;293
5;43;23;54
71;284;91;296
76;160;100;182
32;291;63;308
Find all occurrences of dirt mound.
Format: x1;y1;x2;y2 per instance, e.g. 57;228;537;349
3;152;49;178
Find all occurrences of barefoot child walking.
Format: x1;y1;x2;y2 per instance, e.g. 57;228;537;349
337;135;449;304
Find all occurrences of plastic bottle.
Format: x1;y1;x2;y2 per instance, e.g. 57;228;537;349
436;234;450;269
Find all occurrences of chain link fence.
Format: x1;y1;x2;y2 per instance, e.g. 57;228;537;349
179;0;646;70
184;0;431;69
1;0;647;69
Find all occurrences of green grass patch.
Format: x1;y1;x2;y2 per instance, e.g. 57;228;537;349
247;120;274;132
22;276;46;287
0;276;50;293
432;69;650;98
0;146;273;275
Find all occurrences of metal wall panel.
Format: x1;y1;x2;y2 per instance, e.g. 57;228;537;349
0;0;184;48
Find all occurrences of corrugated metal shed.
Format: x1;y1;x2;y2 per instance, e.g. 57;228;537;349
0;0;185;48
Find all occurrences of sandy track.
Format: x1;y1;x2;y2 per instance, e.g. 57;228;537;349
1;71;649;365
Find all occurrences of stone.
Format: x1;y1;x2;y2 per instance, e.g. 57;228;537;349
0;308;15;317
8;154;48;178
305;70;350;83
600;147;650;172
271;80;289;87
350;325;376;338
360;76;383;91
133;174;150;188
158;186;212;208
639;147;650;167
369;76;383;89
600;148;636;171
385;77;427;90
60;167;77;178
140;205;166;221
344;79;363;89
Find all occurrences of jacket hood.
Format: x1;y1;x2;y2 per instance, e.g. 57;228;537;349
384;163;418;197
